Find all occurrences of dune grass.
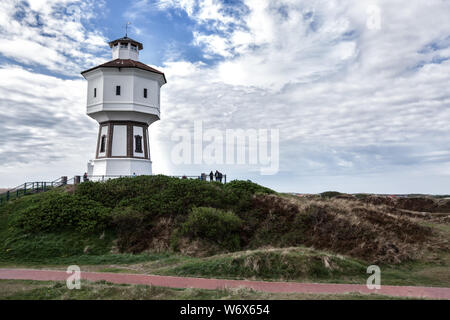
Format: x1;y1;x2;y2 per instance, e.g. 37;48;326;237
0;279;414;300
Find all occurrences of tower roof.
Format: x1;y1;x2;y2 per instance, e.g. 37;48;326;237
81;59;167;84
108;37;143;50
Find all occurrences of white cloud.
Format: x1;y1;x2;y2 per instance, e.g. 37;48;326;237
157;0;196;15
0;0;107;186
0;0;109;76
151;0;450;193
193;32;232;58
0;65;97;181
2;0;450;194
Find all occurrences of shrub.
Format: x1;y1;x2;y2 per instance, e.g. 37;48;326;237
77;175;238;216
12;192;111;234
225;180;275;198
320;191;342;198
112;207;154;253
173;207;243;252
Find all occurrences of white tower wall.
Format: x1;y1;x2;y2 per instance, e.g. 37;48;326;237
82;36;166;178
85;69;162;124
111;125;127;157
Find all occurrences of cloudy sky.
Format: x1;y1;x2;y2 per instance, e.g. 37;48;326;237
0;0;450;194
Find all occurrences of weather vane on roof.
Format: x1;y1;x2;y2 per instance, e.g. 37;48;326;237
125;22;131;37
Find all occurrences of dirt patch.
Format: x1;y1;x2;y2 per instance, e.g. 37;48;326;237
148;217;174;252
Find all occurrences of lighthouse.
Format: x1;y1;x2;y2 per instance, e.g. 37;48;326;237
81;36;166;177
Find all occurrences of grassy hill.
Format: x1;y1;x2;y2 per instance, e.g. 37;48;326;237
0;175;449;288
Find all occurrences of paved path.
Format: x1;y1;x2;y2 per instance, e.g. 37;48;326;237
0;268;449;299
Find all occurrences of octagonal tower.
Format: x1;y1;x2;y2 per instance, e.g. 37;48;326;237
81;36;166;177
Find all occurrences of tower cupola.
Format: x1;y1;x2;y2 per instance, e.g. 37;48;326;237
109;37;143;61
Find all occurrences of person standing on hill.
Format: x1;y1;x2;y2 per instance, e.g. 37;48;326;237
215;170;219;182
218;171;223;183
83;172;89;182
209;171;214;182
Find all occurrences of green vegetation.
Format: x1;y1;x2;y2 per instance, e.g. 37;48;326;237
172;207;243;252
0;280;414;300
157;247;367;282
0;175;449;291
320;191;342;198
12;192;111;234
0;230;113;263
354;193;370;199
0;176;276;262
3;246;447;288
57;247;447;288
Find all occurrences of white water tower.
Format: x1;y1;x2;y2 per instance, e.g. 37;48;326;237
81;36;167;177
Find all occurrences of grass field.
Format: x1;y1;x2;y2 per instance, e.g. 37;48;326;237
0;279;414;300
1;246;449;288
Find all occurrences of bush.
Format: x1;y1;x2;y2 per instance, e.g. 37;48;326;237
12;192;111;234
74;176;163;208
77;175;238;216
320;191;342;198
112;207;154;253
225;180;275;198
173;207;243;251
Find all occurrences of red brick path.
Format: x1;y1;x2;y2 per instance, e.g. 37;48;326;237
0;268;449;299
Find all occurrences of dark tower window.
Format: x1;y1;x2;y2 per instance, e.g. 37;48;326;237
94;88;97;98
135;135;143;153
116;86;121;96
144;88;147;98
100;135;106;153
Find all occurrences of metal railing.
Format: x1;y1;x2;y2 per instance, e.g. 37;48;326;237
0;177;67;205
